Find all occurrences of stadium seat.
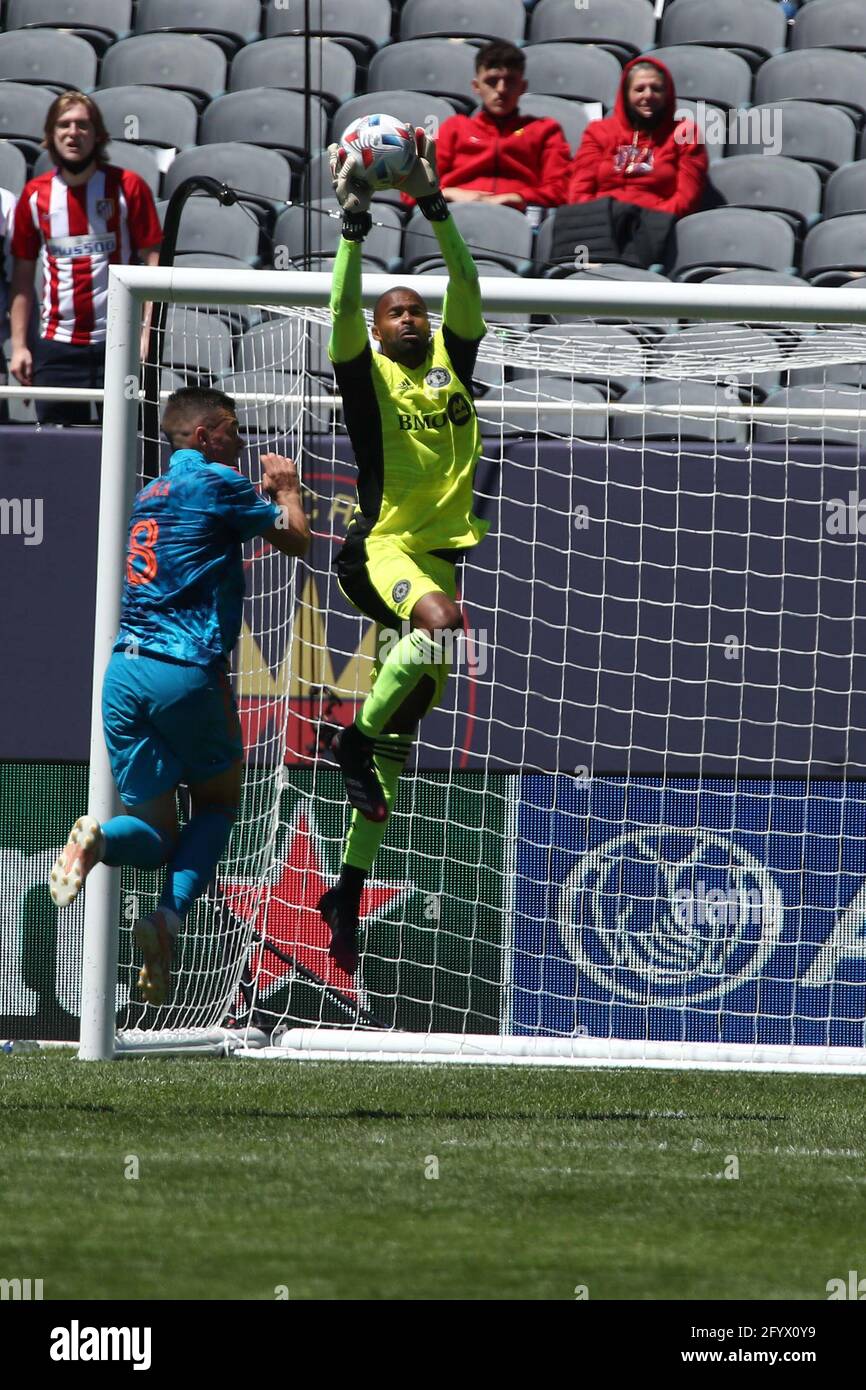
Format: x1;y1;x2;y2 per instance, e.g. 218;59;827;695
161;307;233;378
731;101;855;175
670;209;797;280
0;140;27;196
672;98;725;164
791;0;866;54
528;0;657;63
403;203;533;273
0;83;55;164
555;265;673;338
274;198;403;270
408;259;530;324
518;94;590;155
399;0;526;44
217;369;309;433
653;324;782;397
644;46;752;110
265;0;393;65
367;40;478;113
134;0;260;56
164;144;292;210
801;214;866;285
708;156;822;234
93;86;198;151
331;91;456;149
788;350;866;391
611;382;749;442
753;386;866;445
755;50;866;124
33;140;162;197
479;379;609;439
5;0;132;57
229;37;356;111
824;163;866;219
519;321;645;396
201;90;328;168
704;269;811;289
0;30;97;93
659;0;786;69
171;195;261;262
236;318;332;381
100;35;227;108
522;43;622;107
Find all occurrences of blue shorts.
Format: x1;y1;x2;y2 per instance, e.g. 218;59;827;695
102;651;243;807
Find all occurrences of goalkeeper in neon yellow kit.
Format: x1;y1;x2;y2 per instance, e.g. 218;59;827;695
320;130;488;974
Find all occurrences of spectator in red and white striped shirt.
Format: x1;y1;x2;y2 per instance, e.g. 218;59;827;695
10;92;162;425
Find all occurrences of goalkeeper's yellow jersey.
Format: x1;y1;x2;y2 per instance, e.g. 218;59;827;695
332;325;489;553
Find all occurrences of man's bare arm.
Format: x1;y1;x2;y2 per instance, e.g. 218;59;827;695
9;258;36;386
260;453;311;558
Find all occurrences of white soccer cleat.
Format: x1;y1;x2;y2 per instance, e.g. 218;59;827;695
133;909;178;1008
49;815;104;908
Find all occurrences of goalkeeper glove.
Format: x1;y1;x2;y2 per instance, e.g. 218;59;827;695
328;143;373;239
401;129;449;221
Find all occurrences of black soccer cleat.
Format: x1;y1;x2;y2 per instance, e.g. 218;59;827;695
318;888;360;976
331;723;388;823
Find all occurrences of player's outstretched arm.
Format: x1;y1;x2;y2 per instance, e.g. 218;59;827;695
401;132;485;344
260;454;311;558
328;143;372;364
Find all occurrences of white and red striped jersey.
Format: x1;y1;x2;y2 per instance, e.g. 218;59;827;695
11;164;162;345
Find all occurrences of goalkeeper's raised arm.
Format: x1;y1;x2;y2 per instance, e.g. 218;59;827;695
319;130;488;977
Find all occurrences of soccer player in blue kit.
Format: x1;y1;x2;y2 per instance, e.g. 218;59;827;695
49;387;310;1006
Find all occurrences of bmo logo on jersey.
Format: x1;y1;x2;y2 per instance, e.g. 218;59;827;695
397;394;474;430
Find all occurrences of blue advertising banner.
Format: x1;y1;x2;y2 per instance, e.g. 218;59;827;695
512;775;866;1048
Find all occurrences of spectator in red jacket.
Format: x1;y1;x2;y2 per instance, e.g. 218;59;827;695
568;57;707;218
412;40;570;212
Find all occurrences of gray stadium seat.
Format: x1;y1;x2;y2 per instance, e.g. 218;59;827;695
368;40;478;113
659;0;786;68
229;37;356;110
704;269;811;288
789;348;866;391
801;215;866;285
172;195;260;262
671;209;797;280
792;0;866;53
403;203;533;273
0;83;54;163
274;198;403;270
34;140;162;197
100;35;227;108
479;379;609;439
164;144;292;209
731;101;855;174
708;155;822;234
0;30;97;92
529;0;657;63
753;386;866;445
755;50;866;123
824;162;866;219
93;86;198;151
217;369;308;433
612;382;749;442
0;141;27;197
518;94;589;155
162;307;233;378
237;318;332;381
399;0;526;44
652;324;782;397
556;265;673;336
523;43;622;107
331;91;456;148
644;46;753;111
520;321;645;395
134;0;260;56
5;0;132;56
672;98;725;164
201;89;328;166
265;0;393;64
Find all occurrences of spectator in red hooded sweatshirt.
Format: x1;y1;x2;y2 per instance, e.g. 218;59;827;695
568;57;707;218
404;40;570;213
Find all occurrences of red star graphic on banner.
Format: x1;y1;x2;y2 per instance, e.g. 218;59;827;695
222;800;409;999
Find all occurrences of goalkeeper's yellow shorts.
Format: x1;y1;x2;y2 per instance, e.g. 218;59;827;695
336;528;459;629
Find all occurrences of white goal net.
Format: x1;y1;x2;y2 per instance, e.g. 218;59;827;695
81;267;866;1071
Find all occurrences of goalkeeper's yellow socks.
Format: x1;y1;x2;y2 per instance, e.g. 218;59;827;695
343;733;412;872
355;629;443;737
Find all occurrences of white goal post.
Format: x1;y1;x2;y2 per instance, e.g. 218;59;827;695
79;265;866;1069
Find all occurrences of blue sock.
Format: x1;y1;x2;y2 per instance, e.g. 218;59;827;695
101;816;171;869
158;808;235;921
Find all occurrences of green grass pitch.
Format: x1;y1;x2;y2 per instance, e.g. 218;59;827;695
1;1054;864;1301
